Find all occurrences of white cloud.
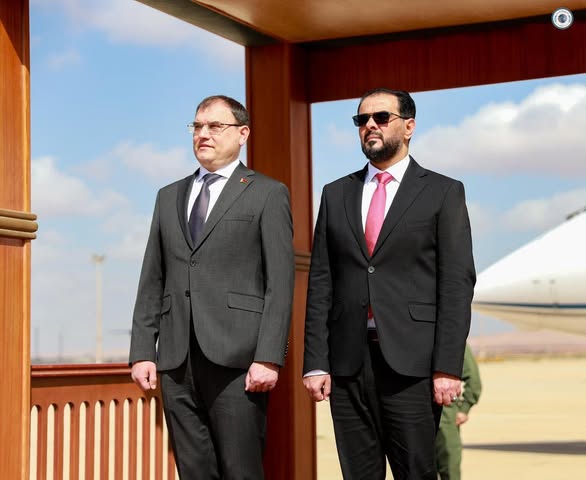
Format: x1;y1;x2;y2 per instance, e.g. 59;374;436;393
75;156;114;181
47;48;81;70
414;83;586;176
501;188;586;232
468;187;586;243
467;202;497;238
32;0;243;68
326;123;356;149
32;229;69;266
108;141;194;182
32;156;129;217
102;210;152;262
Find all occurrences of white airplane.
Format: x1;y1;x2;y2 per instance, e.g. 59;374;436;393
472;207;586;336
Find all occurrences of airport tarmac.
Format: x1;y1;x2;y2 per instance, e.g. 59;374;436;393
316;355;586;479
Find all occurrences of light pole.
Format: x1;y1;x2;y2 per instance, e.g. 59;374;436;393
91;254;106;363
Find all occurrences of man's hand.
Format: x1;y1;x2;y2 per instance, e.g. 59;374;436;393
433;372;461;406
245;361;279;392
303;374;331;402
455;412;469;426
131;360;157;391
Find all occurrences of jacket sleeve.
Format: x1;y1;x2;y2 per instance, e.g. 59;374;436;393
433;180;476;377
303;188;333;374
129;191;165;365
253;182;295;367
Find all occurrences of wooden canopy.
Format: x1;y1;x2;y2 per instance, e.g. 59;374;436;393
139;0;585;45
1;1;584;477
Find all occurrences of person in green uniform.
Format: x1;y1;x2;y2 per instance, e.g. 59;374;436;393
436;343;482;479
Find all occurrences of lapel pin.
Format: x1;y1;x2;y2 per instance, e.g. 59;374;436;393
239;177;248;184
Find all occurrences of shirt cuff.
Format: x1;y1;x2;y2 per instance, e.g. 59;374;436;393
303;369;329;377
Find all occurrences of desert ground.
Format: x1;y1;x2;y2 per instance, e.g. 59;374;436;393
316;352;586;479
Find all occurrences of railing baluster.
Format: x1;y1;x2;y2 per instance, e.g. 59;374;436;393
84;401;95;480
166;420;176;480
127;399;137;480
140;398;150;480
114;400;124;479
36;406;48;480
154;397;163;480
101;400;110;480
69;402;80;480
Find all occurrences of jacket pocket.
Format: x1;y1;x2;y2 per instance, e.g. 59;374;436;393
224;213;254;222
409;303;436;323
160;295;171;315
227;292;264;313
406;220;435;230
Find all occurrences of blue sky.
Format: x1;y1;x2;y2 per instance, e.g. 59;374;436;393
29;1;586;359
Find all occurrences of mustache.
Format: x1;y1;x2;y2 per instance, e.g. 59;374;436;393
363;132;383;142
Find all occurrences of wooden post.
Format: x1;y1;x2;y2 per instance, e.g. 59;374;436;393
0;1;35;478
246;43;316;480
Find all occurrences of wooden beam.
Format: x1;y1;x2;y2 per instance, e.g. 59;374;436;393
136;0;277;46
306;11;586;102
246;43;316;480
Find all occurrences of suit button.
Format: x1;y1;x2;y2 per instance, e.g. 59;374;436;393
184;290;190;297
190;260;196;267
368;266;375;273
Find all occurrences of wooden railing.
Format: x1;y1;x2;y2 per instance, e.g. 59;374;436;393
30;364;177;480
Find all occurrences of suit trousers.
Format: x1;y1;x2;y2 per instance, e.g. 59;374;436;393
330;338;442;480
160;329;268;480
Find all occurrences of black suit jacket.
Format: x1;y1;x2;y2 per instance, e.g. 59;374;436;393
130;162;295;371
303;157;476;378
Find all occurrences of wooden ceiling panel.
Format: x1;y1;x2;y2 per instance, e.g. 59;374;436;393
191;0;585;42
138;0;586;45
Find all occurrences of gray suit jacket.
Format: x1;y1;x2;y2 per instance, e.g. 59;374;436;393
130;162;295;371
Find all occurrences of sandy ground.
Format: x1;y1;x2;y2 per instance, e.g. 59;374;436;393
316;356;586;479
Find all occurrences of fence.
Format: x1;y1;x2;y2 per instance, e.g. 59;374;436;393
30;364;177;480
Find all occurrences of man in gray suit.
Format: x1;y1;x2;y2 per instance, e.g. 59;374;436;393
129;95;295;479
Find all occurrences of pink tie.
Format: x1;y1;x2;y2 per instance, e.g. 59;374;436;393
365;172;393;256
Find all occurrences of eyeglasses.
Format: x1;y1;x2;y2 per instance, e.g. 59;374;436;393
187;121;243;136
352;111;408;127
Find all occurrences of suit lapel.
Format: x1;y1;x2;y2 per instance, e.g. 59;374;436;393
344;166;370;258
176;173;196;249
372;157;427;256
192;162;254;250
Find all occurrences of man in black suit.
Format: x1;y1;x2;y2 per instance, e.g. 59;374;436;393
303;88;476;479
129;95;294;479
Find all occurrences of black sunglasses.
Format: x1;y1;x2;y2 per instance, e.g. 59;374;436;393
352;110;408;127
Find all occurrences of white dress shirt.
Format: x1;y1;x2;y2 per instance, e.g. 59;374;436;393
187;159;241;221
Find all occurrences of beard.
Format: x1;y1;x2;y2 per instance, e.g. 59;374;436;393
361;134;401;163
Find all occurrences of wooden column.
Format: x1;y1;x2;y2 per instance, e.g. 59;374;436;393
246;43;316;479
0;1;35;479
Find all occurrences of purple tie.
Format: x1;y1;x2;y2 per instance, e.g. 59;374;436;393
365;172;393;256
189;173;222;242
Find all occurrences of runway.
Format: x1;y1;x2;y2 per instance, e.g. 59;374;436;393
316;356;586;479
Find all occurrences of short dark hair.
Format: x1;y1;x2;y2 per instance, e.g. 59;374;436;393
357;88;416;119
196;95;250;126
